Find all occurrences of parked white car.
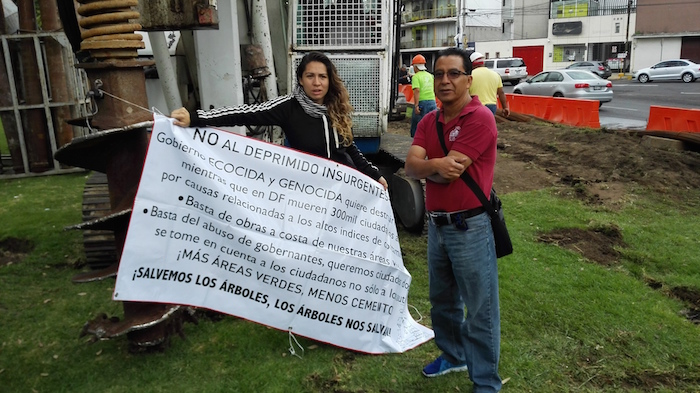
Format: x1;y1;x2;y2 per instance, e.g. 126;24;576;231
633;59;700;83
484;57;528;85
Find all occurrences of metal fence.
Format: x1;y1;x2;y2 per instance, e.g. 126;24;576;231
290;53;386;139
401;6;457;24
400;35;457;49
0;32;90;177
292;0;388;50
551;0;636;19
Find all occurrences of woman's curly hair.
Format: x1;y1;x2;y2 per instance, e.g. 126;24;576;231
296;52;354;145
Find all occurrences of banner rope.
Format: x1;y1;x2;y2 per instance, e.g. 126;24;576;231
98;88;157;115
288;330;305;359
409;303;424;322
85;88;168;133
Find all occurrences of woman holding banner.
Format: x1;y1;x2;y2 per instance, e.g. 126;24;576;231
170;51;388;190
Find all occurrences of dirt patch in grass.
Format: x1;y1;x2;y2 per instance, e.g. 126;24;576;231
388;116;700;205
670;286;700;324
388;116;700;258
671;286;700;306
305;373;346;393
0;237;34;267
641;279;700;324
537;226;626;266
493;121;700;199
618;368;700;390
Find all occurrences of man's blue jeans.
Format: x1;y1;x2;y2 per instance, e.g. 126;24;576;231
427;212;502;392
484;104;497;115
410;100;437;137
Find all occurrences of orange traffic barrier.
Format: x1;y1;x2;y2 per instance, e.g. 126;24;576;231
646;105;700;133
398;84;414;105
398;84;442;112
503;94;599;128
547;97;600;128
503;94;552;119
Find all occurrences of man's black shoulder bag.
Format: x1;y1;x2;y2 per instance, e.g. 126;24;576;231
435;116;513;258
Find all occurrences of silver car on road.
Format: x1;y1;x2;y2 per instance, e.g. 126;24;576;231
565;61;612;79
633;59;700;83
513;69;613;106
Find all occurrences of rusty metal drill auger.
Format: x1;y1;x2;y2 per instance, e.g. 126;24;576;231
54;0;194;352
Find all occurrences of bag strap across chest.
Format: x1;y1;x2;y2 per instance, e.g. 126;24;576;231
434;115;497;218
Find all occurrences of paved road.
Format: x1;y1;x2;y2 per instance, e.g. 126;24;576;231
502;78;700;129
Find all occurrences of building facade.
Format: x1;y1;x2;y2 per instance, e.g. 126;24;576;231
398;0;459;68
545;0;636;72
398;0;510;68
399;0;646;75
633;0;700;70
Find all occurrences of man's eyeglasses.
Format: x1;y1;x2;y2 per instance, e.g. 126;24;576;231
434;70;469;80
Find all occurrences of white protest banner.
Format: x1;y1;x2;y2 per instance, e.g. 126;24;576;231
114;114;433;354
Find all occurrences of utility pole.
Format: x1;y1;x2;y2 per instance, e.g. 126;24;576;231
455;0;462;47
624;0;632;74
462;6;476;51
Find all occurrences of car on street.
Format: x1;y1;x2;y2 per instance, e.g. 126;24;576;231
484;57;528;85
512;69;613;106
390;92;409;121
564;60;612;79
633;59;700;83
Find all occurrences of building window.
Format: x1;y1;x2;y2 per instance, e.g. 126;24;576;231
495;52;499;58
553;45;585;62
550;0;589;19
615;22;620;34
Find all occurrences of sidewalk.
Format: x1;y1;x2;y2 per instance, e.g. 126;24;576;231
609;73;633;80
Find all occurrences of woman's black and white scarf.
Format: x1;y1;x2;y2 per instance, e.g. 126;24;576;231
293;84;340;157
293;84;327;119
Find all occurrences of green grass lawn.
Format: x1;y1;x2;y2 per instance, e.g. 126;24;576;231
1;173;699;392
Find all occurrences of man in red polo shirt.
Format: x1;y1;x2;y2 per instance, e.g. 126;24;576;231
405;47;502;393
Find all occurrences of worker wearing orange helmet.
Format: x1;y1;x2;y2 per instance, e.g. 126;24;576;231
410;54;437;137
